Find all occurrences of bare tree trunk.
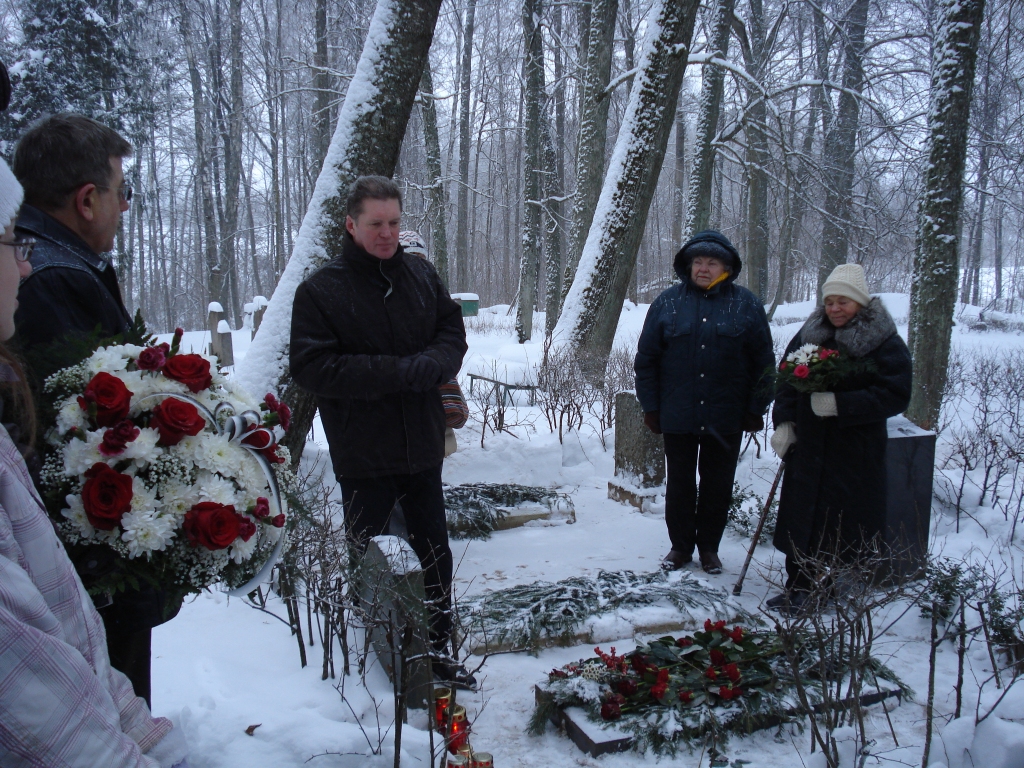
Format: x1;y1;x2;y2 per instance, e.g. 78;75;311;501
313;0;332;173
543;108;564;334
455;0;477;292
516;0;544;342
420;64;450;288
179;0;227;316
560;0;617;311
817;0;870;290
685;0;735;238
672;99;685;248
554;0;701;369
907;0;986;430
237;0;445;463
221;0;245;326
963;34;995;306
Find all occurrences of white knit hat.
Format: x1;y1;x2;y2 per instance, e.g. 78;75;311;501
821;263;871;307
0;160;22;231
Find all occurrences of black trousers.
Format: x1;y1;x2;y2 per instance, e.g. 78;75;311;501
339;463;453;649
663;431;743;556
103;625;152;707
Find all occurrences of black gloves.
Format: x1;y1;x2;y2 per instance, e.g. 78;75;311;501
398;354;443;392
741;412;765;433
643;411;662;435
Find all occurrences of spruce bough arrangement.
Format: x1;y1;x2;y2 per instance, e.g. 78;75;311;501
444;482;574;539
531;621;910;754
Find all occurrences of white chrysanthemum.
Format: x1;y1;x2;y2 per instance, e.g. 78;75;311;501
195;470;241;507
221;379;261;412
84;347;131;375
63;432;106;476
55;398;88;435
125;374;190;414
130;475;159;514
189;433;246;476
120;509;176;558
159;479;200;517
61;494;95;539
229;527;258;563
234;455;270;504
122;427;162;464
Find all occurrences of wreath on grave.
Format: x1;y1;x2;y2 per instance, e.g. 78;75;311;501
531;620;910;754
444;482;574;539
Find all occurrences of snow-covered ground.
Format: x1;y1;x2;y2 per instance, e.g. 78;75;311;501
150;297;1024;767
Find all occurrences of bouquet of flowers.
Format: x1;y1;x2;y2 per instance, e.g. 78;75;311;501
776;343;870;393
38;329;292;599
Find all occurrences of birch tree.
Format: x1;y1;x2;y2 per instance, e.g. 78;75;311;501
907;0;986;430
554;0;701;367
236;0;444;460
420;64;450;288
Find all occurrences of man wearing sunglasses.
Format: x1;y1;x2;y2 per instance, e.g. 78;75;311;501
8;115;171;709
12;113;134;353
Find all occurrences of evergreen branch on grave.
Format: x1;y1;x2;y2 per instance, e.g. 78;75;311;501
532;623;912;755
444;482;575;540
458;569;749;652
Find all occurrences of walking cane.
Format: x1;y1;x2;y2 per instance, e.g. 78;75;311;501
732;461;785;596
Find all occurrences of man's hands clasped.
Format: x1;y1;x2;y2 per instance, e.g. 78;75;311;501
397;354;443;392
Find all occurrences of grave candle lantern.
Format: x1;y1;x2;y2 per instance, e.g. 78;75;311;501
472;751;493;768
434;687;452;730
448;705;470;753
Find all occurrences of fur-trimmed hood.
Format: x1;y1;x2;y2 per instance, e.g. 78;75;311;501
799;296;898;358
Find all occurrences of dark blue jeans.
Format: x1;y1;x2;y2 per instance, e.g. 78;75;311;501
339;463;453;649
663;431;743;556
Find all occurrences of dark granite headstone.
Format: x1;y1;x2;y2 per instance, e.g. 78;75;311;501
882;416;936;581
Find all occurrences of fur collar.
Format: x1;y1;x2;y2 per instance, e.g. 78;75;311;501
799;297;898;358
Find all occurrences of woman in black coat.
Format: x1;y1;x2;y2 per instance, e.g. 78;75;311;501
769;264;912;611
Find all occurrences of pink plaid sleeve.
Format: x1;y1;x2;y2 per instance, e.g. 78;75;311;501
0;430;168;766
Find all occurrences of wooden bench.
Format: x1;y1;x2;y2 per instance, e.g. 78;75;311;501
466;373;538;406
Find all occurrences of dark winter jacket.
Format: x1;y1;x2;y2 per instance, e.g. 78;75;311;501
290;234;467;479
634;230;775;436
772;297;912;560
13;205;132;352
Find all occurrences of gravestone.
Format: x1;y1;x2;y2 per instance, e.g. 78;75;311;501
216;320;234;367
357;535;432;711
608;392;665;510
882;416;936;581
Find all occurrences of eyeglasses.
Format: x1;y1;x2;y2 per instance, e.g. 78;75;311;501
0;237;35;262
95;183;133;203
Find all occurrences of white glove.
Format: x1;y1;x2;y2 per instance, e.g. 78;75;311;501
771;422;797;458
811;391;838;418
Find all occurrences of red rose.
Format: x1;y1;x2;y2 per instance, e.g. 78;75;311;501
651;682;668;701
704;619;726;633
99;420;140;456
151;398;206;446
630;654;647;674
183;502;241;550
730;626;744;642
656;668;669;685
710;649;726;666
271;513;285;528
779;361;788;371
263;393;292;430
678;690;694;704
617;678;638;697
676;636;694;648
136;346;167;371
238;515;257;542
600;701;621;720
705;666;718;680
163;354;212;392
78;372;133;428
252;497;270;519
724;663;741;683
820;348;838;360
793;364;810;379
261;445;286;465
81;462;134;530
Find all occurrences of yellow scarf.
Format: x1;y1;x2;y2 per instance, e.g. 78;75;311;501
703;272;730;291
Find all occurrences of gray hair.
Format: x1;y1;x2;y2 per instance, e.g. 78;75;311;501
346;175;402;219
13;114;132;211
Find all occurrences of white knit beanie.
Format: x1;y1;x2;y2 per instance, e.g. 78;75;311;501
0;160;22;231
821;263;871;307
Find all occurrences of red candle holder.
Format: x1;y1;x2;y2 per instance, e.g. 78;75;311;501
434;687;452;731
448;705;470;753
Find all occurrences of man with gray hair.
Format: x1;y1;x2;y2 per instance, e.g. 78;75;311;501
290;175;473;688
